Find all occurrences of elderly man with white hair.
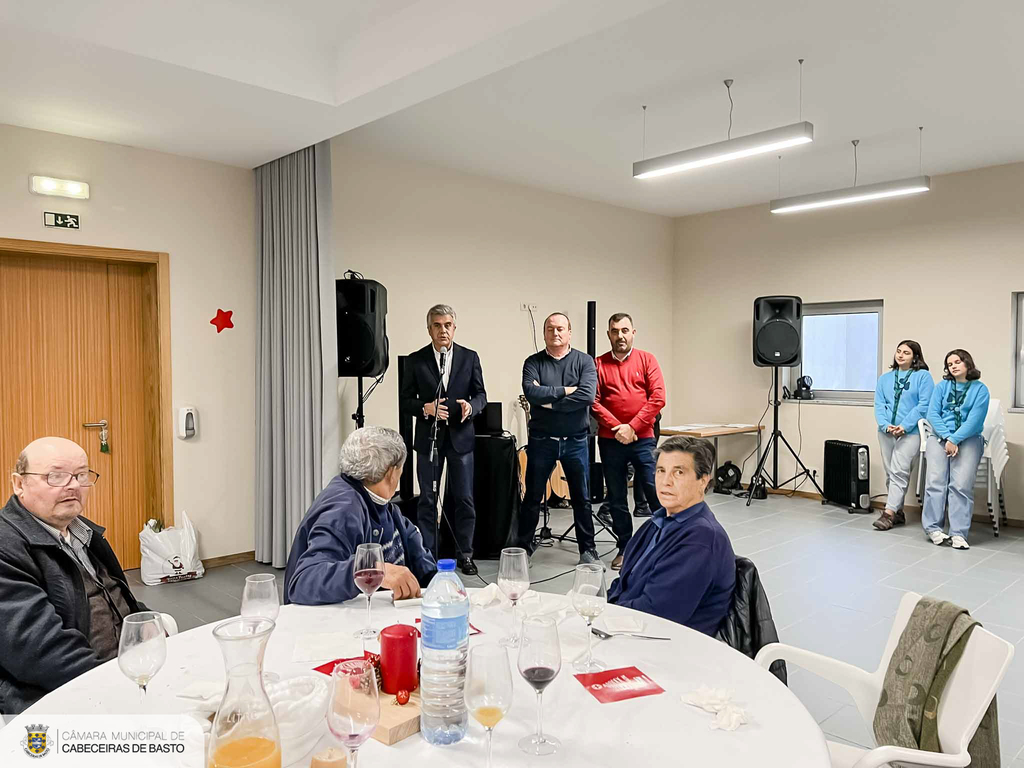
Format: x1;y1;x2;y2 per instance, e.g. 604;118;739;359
284;426;437;604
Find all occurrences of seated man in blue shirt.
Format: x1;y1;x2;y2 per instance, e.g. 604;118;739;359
285;426;437;605
608;436;735;635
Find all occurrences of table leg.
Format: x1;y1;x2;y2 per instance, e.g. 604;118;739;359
713;437;720;477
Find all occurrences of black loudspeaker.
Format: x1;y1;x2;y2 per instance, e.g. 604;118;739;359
471;435;519;558
337;278;388;376
473;402;503;436
753;295;802;367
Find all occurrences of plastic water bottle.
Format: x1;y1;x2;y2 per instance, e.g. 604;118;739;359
419;558;469;745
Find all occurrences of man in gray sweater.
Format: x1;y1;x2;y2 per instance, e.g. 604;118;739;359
518;312;600;563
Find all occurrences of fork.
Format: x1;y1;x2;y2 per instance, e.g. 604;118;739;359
591;626;671;641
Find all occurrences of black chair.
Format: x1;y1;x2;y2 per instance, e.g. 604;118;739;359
716;556;787;685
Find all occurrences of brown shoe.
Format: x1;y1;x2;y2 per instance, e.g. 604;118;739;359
872;510;905;531
611;554;624;570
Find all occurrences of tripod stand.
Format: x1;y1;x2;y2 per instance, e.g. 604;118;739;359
746;366;823;506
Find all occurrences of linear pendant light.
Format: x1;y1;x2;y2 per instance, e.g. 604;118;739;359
634;121;814;179
770;175;930;213
770;131;931;214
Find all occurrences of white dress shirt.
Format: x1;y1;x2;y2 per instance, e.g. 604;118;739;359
432;344;453;391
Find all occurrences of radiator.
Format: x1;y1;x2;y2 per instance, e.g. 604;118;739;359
823;440;870;510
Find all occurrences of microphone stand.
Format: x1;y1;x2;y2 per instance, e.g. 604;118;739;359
427;348;447;562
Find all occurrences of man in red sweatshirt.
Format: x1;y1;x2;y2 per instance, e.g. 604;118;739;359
592;313;666;570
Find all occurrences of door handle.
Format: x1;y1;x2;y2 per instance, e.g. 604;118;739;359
82;420;110;453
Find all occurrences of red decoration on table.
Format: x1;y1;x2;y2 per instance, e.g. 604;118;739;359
574;666;665;704
314;650;380;679
210;308;234;333
379;624;419;694
396;689;410;706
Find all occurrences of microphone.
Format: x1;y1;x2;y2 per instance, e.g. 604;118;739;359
439;346;448;375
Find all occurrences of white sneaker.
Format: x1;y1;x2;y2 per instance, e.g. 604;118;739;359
951;535;970;550
928;530;951;546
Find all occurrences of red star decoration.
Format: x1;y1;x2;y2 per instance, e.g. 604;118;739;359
210;309;234;333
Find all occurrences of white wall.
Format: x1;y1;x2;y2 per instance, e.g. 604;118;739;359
672;161;1024;521
330;138;676;456
0;124;257;558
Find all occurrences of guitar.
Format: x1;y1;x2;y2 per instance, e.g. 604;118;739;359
517;395;571;503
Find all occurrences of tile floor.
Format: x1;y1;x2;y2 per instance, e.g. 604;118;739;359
126;492;1024;765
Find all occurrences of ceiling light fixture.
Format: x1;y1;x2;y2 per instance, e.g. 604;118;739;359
634;61;814;180
770;130;930;214
29;175;90;200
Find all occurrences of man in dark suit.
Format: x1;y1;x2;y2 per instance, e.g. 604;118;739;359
399;304;487;575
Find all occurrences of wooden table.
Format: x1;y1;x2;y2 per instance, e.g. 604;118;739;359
660;424;764;475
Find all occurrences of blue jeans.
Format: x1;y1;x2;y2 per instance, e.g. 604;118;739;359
517;434;594;555
599;437;657;550
922;434;984;540
416;441;476;558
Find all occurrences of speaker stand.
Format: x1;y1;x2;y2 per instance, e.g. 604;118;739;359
351;377;365;429
745;366;823;506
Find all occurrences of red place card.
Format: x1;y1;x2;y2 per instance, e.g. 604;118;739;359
574;666;665;703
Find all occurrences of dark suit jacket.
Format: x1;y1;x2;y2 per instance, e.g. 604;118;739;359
0;495;147;713
399;342;487;455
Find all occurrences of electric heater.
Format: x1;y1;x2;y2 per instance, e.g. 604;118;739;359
822;440;870;511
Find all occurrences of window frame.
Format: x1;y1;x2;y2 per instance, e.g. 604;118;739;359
784;299;884;404
1012;292;1024;412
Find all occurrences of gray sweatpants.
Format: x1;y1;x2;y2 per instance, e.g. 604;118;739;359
878;430;921;512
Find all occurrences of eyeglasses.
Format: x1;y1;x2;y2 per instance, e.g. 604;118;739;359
19;470;100;487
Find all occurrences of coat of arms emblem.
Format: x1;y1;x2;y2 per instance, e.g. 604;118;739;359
22;723;52;758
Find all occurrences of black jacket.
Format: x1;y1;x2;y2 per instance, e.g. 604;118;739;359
0;495;146;713
715;556;787;685
399;342;487;455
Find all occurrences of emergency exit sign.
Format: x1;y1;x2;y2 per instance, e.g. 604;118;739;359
43;211;80;229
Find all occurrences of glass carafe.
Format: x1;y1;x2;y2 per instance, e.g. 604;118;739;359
208;618;282;768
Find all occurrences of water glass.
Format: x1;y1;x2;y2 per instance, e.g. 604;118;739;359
118;612;167;705
497;547;530;648
571;563;606;673
241;573;280;621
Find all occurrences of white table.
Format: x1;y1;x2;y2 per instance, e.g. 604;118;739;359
25;591;830;767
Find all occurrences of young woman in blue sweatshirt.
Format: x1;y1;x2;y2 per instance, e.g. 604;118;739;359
923;349;991;549
872;340;934;530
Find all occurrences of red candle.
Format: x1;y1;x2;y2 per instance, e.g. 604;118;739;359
379;624;419;694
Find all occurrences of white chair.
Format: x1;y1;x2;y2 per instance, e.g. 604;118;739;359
160;612;179;636
915;399;1009;536
756;592;1012;768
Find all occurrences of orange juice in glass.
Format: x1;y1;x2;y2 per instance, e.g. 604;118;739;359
209;736;281;768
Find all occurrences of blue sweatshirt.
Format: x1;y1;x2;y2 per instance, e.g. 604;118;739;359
927;379;991;445
608;501;735;635
874;369;934;434
283;475;437;605
521;348;597;437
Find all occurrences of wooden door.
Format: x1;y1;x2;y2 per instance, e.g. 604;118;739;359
0;253;159;568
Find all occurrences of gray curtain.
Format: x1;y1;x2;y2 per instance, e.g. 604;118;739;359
255;141;333;567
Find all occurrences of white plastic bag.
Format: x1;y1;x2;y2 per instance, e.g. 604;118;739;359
139;510;205;585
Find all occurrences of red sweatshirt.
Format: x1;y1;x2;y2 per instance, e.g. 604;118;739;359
592;348;666;439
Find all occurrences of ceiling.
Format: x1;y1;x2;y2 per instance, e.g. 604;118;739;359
2;1;1022;217
0;0;669;168
341;0;1024;216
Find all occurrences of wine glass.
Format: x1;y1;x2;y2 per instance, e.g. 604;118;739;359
118;611;167;705
327;659;380;768
571;563;606;673
353;543;385;639
517;616;561;755
241;573;280;620
497;547;530;648
466;645;514;768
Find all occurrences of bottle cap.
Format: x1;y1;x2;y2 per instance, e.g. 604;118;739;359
438;559;456;571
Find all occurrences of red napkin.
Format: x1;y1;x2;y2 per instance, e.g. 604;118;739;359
314;651;376;676
574;666;665;703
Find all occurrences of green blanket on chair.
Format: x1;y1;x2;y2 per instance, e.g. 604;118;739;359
873;596;999;768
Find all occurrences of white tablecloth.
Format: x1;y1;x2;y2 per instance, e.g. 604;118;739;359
25;590;830;767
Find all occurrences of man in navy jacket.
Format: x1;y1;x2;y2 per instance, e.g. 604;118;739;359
399;304;486;575
285;427;437;605
608;436;735;635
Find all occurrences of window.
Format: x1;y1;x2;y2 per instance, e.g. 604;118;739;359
1013;293;1024;410
789;300;883;402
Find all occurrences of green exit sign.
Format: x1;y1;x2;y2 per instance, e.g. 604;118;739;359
43;211;80;229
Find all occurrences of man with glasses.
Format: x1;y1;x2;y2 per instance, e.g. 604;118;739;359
0;436;148;714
